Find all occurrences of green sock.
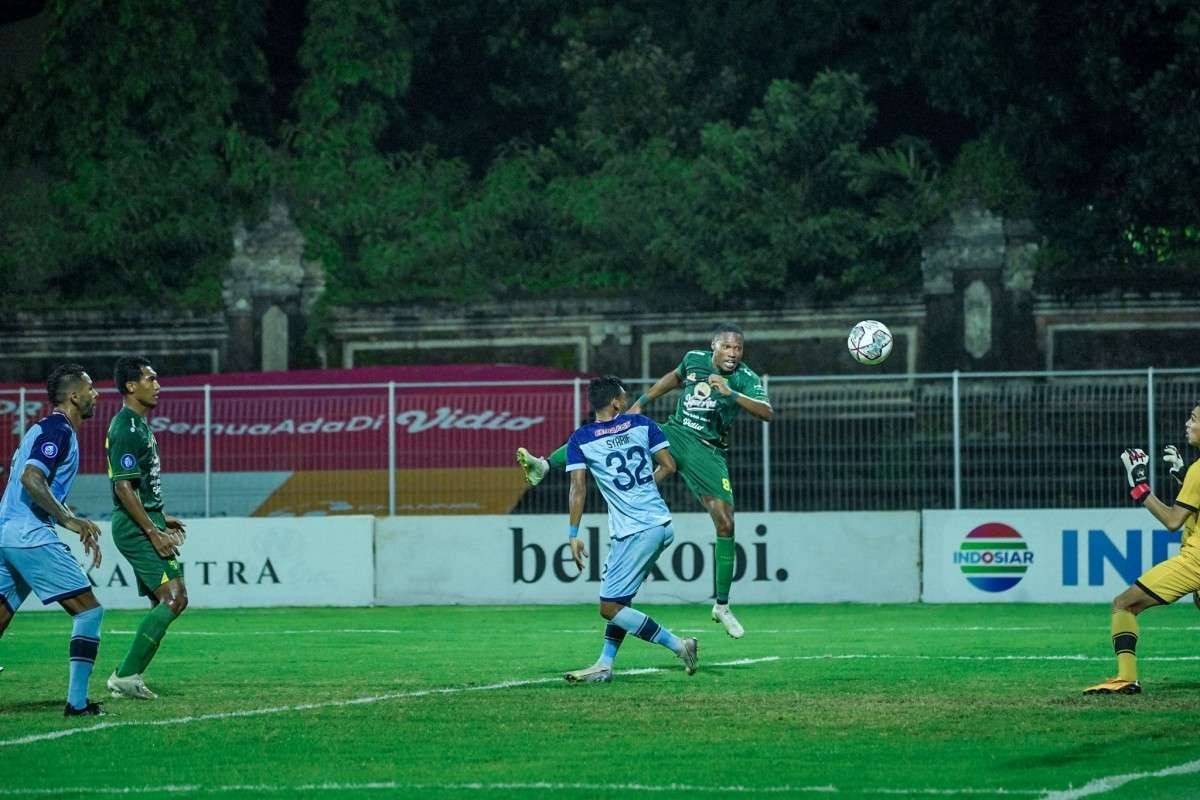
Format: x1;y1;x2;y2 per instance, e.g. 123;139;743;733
548;444;568;470
117;603;177;677
714;537;735;604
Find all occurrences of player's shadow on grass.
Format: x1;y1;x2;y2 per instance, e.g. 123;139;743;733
1;699;67;713
1015;728;1191;770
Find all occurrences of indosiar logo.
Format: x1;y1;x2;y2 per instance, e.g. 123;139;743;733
954;522;1033;592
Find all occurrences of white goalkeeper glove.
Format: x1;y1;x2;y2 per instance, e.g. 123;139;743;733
1121;448;1151;504
1163;445;1186;486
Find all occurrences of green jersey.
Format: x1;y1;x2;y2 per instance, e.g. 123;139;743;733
106;406;165;512
667;350;770;451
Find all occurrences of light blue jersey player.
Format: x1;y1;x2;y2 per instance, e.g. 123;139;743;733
562;375;698;684
0;365;107;716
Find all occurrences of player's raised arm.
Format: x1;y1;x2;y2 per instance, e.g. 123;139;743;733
630;370;683;414
706;373;773;422
1122;448;1193;531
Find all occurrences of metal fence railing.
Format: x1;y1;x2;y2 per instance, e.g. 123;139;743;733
2;368;1197;518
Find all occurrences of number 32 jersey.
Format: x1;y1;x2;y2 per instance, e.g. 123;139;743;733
566;414;672;540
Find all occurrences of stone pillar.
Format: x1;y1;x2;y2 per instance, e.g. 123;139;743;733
920;204;1038;371
222;202;325;373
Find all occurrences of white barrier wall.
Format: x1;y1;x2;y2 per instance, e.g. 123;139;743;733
376;512;920;605
922;509;1181;603
18;508;1168;611
39;516;376;610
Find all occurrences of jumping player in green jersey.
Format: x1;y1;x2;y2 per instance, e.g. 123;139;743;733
104;356;188;701
517;322;773;637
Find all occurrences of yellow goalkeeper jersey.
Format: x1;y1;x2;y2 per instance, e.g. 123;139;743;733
1175;462;1200;560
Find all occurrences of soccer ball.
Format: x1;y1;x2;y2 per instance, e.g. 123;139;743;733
847;320;894;366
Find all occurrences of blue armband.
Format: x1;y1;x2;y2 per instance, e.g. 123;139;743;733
568;524;580;540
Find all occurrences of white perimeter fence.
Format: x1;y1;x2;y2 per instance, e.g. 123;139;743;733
2;368;1198;519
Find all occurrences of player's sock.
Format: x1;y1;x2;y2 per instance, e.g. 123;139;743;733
548;444;567;470
611;607;683;655
67;606;103;710
598;623;627;666
1111;609;1139;682
714;536;735;604
117;603;177;678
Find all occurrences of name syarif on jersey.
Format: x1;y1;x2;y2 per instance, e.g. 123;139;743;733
566;414;672;540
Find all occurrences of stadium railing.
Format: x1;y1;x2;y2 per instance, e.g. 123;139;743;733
1;368;1196;518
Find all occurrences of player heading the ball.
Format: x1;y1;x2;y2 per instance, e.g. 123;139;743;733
517;322;772;639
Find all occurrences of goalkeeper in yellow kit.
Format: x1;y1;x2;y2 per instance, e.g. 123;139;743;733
1084;403;1200;695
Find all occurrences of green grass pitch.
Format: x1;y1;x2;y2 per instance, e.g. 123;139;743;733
1;603;1198;799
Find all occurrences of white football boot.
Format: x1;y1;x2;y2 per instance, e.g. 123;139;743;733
107;670;158;699
678;637;699;675
563;663;613;684
711;603;745;639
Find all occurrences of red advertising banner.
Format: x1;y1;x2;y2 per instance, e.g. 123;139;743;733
1;365;588;515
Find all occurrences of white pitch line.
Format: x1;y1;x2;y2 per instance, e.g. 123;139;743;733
106;629;408;636
0;781;839;796
0;657;766;749
0;781;1058;797
1038;756;1200;799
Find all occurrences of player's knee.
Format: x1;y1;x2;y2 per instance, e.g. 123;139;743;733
172;594;189;615
599;602;619;620
715;517;734;537
1111;592;1143;614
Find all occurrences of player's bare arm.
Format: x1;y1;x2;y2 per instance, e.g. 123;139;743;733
1140;494;1192;531
114;478;177;558
629;370;683;414
567;469;588;572
652;448;676;485
706;374;773;422
19;464;102;568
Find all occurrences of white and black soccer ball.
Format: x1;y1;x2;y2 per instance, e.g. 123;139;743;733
847;320;894;366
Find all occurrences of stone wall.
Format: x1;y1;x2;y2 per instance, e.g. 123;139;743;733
3;202;1200;384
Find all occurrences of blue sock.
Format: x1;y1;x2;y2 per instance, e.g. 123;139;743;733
67;606;102;710
599;623;626;666
611;607;682;656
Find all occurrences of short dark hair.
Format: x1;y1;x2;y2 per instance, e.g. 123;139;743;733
46;363;88;405
114;356;153;395
712;321;744;339
588;375;626;414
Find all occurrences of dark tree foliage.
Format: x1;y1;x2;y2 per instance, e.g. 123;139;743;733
0;0;272;308
0;0;1194;308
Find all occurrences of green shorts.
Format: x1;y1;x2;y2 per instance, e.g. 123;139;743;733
662;420;734;506
111;509;183;597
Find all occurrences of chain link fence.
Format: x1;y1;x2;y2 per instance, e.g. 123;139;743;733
2;369;1196;517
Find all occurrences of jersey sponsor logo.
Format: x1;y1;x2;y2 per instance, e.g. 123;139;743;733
952;522;1034;593
591;419;633;437
681;418;705;432
40;442;58;459
120;453;137;470
683;381;718;413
